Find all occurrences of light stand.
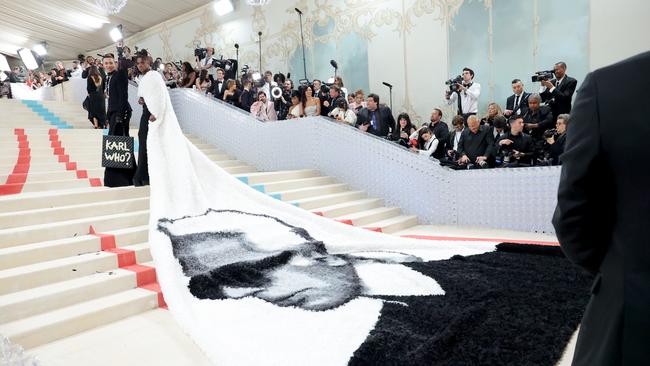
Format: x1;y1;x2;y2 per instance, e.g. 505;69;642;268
295;8;307;80
258;31;262;72
382;82;393;111
234;43;240;79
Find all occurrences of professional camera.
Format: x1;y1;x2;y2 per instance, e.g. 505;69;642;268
195;47;208;60
543;129;557;139
212;57;238;81
531;70;555;82
445;75;463;92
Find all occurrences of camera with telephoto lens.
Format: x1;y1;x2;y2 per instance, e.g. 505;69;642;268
531;70;555;82
445;75;463;92
543;129;557;139
195;48;208;60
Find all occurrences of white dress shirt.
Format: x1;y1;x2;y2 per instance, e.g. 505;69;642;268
199;56;216;78
447;82;480;114
453;129;464;151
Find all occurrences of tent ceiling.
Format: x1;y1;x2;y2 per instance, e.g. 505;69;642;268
0;0;213;61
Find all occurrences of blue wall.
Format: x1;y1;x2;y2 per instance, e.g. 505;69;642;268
449;0;589;114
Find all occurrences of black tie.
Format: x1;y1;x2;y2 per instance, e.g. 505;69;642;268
514;95;520;110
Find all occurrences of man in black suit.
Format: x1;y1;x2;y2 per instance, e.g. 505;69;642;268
456;115;494;168
522;93;554;141
210;68;227;100
426;108;450;159
552;51;650;366
540;61;577;120
323;85;344;115
545;113;569;165
496;115;534;166
504;79;530;118
356;93;394;137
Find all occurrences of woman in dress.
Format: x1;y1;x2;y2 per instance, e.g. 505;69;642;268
287;90;303;119
300;84;321;117
178;62;196;88
195;69;212;93
223;80;241;108
86;66;106;129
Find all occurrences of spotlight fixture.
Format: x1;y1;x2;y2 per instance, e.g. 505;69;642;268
109;25;123;42
213;0;234;16
252;72;262;81
33;42;48;56
18;48;39;70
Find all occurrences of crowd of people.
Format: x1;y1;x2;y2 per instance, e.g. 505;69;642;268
6;43;576;169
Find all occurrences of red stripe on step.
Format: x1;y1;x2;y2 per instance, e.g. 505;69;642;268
365;227;383;233
140;282;167;308
400;234;560;246
89;225;116;250
18;141;29;148
90;226;167;309
48;128;102;187
0;131;31;195
336;219;353;225
48;129;58;135
123;264;157;286
105;248;136;267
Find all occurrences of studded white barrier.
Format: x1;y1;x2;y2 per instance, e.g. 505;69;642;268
179;89;561;234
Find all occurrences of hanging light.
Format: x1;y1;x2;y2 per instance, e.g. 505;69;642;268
33;42;48;56
18;48;39;70
213;0;234;16
96;0;128;15
246;0;271;6
110;25;124;42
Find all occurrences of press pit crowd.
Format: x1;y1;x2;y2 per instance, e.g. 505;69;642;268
7;45;576;169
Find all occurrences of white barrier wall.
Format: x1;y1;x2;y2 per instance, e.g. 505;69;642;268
170;89;561;234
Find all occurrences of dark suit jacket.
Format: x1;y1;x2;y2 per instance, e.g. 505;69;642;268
541;75;577;118
457;125;495;161
523;105;554;139
552;51;650;366
355;105;395;137
506;92;530;116
211;78;228;100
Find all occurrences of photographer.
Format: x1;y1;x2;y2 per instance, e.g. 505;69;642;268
356;93;394;137
546;113;569;165
456;115;494;169
496;115;534;167
539;62;577;120
522;93;554;141
445;67;480;122
329;99;356;125
323;85;345;115
505;79;530;117
196;47;216;79
446;115;465;160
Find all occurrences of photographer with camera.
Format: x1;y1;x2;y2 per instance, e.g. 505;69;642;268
496;115;534;167
446;115;465;160
445;67;481;122
538;61;577;120
250;91;277;121
323;84;345;116
356;93;394;137
196;47;216;79
505;79;530;117
522;93;554;141
544;113;569;165
456;115;494;169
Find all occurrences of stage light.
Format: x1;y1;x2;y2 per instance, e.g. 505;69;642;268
33;42;47;56
110;25;123;42
18;48;39;70
252;72;262;81
0;53;10;72
213;0;234;16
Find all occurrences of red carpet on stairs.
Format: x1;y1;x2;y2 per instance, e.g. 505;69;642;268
0;129;31;195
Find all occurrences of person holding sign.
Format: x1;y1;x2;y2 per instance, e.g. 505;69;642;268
102;44;136;187
134;51;155;186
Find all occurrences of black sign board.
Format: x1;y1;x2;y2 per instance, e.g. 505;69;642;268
102;135;135;169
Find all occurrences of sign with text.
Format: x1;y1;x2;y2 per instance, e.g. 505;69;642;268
102;135;135;169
